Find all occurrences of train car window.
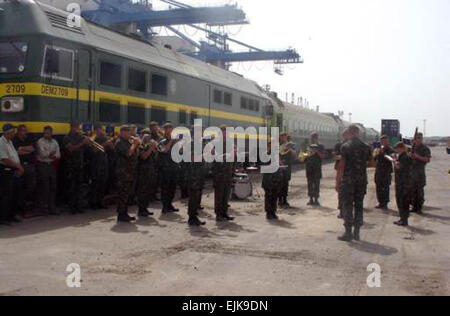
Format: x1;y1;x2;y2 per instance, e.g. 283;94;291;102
179;110;187;125
128;68;147;92
213;89;223;104
151;106;167;124
42;46;74;81
224;92;232;106
248;99;255;111
0;42;28;74
240;97;248;109
100;61;122;88
151;74;168;96
190;111;198;125
99;99;121;123
128;103;146;125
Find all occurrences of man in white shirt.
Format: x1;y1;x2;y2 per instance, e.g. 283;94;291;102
36;126;61;215
0;124;24;225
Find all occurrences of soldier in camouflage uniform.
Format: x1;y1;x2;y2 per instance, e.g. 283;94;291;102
336;125;373;242
63;122;90;214
158;122;180;213
262;141;283;220
212;125;235;222
187;130;207;226
393;142;413;226
179;161;190;199
410;133;431;214
374;135;395;210
136;130;159;217
115;125;141;222
89;124;112;210
305;134;326;206
334;129;350;218
149;121;162;202
278;132;296;208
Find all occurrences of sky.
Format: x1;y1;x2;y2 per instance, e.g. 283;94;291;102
155;0;450;137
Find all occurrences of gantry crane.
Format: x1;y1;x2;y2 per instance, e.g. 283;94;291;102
63;0;303;74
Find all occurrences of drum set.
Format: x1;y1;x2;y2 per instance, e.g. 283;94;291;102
232;166;260;200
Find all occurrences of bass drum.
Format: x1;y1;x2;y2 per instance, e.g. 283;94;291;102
233;173;253;200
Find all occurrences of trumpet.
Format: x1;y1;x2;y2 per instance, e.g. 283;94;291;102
139;136;158;152
129;136;141;145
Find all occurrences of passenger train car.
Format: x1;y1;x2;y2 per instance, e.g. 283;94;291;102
0;0;378;150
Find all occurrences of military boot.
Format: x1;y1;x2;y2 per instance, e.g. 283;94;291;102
338;226;353;242
314;198;321;206
188;216;206;226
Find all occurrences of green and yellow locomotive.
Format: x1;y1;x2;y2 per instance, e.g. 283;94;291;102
0;0;273;137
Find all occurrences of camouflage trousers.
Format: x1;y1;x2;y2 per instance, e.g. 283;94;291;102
375;173;392;207
116;170;135;215
66;165;84;211
340;180;367;228
188;184;203;217
90;166;108;208
214;175;232;217
410;174;426;212
396;184;411;221
307;174;321;199
137;165;158;211
160;168;178;209
265;186;281;215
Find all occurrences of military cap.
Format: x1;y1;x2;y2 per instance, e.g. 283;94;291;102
149;121;159;127
280;132;288;137
380;135;389;140
162;122;174;129
141;128;151;136
394;141;406;149
120;125;132;132
310;144;320;150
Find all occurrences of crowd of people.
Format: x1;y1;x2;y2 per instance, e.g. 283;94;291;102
0;121;242;226
0;122;432;243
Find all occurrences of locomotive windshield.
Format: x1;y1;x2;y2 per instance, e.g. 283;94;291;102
0;42;28;74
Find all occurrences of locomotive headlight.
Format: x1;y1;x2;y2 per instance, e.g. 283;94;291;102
1;97;24;113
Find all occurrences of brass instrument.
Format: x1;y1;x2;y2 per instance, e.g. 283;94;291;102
139;135;158;152
280;141;296;156
86;134;105;153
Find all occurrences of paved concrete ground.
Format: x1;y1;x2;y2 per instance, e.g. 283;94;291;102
0;147;449;296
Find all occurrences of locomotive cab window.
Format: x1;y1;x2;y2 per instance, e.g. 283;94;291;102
100;61;122;88
0;42;28;74
128;68;147;92
42;46;74;81
151;74;168;96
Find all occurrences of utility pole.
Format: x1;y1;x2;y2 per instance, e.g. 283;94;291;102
423;119;427;137
349;113;352;123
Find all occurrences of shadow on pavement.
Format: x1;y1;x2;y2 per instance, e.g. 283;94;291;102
349;240;398;256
